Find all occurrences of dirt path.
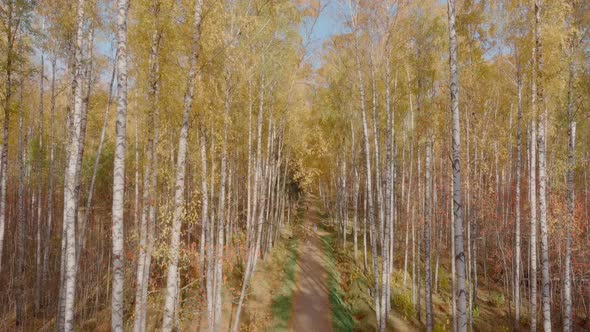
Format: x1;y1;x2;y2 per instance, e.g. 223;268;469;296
289;206;332;332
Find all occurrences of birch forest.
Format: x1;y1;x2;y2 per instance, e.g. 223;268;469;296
0;0;589;331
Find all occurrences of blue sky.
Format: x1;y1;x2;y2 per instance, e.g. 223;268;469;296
299;0;348;68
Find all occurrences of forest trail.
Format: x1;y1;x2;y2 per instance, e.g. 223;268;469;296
289;204;332;332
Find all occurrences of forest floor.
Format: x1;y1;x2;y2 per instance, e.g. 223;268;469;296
304;200;528;332
314;214;532;332
73;199;578;332
289;205;332;331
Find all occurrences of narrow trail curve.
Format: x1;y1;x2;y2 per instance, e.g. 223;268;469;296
289;205;332;332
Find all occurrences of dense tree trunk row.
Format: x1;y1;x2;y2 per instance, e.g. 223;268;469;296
318;1;589;331
0;0;588;331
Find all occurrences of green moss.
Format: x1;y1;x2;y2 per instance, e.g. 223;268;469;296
321;235;356;332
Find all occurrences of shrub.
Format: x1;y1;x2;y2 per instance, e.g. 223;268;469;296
471;305;481;319
391;289;415;319
437;268;452;294
490;292;505;308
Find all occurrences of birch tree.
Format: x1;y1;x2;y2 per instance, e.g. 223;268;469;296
15;67;25;332
0;0;23;273
447;0;468;330
563;37;575;332
134;2;161;331
58;0;88;329
349;2;381;328
161;0;203;329
111;0;129;329
534;1;552;330
425;137;434;332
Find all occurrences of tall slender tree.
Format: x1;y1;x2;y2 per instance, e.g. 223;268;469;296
514;55;523;330
0;0;22;273
111;0;129;329
15;67;25;332
562;4;579;328
447;0;467;330
425;136;434;332
162;0;203;330
58;0;88;329
534;1;552;330
134;2;161;331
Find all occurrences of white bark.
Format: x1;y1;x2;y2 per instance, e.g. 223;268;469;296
252;73;266;275
162;0;203;330
42;55;57;307
530;82;538;332
134;3;161;330
351;119;359;261
563;31;576;332
35;50;45;313
213;71;231;331
515;60;523;328
16;71;25;331
425;138;433;331
0;0;18;274
534;1;551;329
403;69;415;288
231;71;265;332
74;26;94;264
111;0;129;329
447;1;467;330
530;2;541;329
352;21;381;332
59;0;87;329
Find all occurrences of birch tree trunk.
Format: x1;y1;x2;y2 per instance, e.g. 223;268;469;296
134;149;150;332
74;26;94;263
252;73;266;276
35;50;45;313
530;2;539;330
351;120;359;262
143;15;161;332
382;46;393;323
246;76;254;253
162;0;202;329
60;0;87;329
425;137;434;332
451;164;457;332
134;113;140;232
213;68;232;330
514;60;523;330
111;0;129;329
534;1;552;329
403;68;415;288
134;2;161;330
200;126;213;329
208;125;217;328
563;33;576;332
0;0;17;274
530;83;538;332
353;25;380;332
16;72;25;331
42;55;57;307
447;1;467;330
231;71;265;332
369;52;384;250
